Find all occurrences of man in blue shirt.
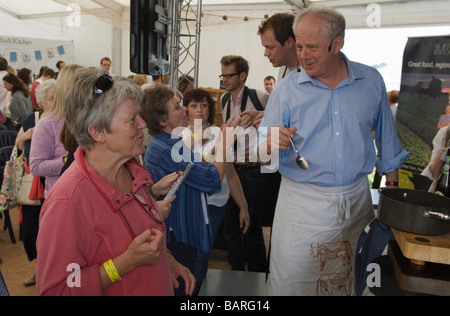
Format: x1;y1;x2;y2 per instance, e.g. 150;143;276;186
258;7;408;296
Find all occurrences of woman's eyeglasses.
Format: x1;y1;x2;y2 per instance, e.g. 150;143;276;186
93;74;114;102
118;193;164;240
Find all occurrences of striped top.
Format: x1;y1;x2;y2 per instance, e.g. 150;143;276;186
143;131;222;255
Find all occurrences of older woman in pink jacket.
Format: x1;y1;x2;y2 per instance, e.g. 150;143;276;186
36;69;195;296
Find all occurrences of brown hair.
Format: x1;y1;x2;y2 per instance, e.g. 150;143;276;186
388;90;399;105
141;85;175;136
183;88;216;126
220;55;250;82
258;13;295;46
2;73;30;97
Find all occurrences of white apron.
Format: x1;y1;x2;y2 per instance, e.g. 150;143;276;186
268;176;375;296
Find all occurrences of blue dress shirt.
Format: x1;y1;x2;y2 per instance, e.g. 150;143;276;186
258;53;409;187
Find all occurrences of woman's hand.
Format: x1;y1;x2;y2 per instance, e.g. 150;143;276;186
101;229;165;290
16;127;34;151
153;172;180;197
156;195;176;220
126;229;165;268
168;254;196;296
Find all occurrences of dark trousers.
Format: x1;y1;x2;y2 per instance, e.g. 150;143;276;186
21;204;42;262
260;171;281;227
223;165;267;272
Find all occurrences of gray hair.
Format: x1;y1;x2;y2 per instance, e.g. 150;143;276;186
63;68;144;150
35;79;57;108
293;7;346;41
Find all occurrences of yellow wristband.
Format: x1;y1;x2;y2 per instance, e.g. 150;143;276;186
103;259;121;283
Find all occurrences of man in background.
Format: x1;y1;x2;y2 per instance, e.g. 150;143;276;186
55;60;66;79
220;55;269;273
257;13;298;230
258;13;298;82
100;57;116;77
263;76;276;94
151;72;171;86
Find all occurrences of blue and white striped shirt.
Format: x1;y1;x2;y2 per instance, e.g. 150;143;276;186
144;131;222;255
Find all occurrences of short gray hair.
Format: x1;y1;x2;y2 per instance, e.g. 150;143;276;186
35;79;57;108
293;7;346;41
63;68;144;150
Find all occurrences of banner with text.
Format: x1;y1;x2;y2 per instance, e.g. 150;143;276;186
396;36;450;189
0;36;75;78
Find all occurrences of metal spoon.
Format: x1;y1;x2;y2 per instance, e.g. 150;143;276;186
289;138;309;170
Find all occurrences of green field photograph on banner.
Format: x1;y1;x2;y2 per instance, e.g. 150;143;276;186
396;36;450;189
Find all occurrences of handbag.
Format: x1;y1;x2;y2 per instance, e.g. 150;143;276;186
17;160;41;206
0;145;23;211
17;111;42;206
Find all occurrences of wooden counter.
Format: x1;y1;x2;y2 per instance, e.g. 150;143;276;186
392;229;450;266
390;229;450;295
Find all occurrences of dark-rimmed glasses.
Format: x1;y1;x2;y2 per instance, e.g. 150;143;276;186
93;74;114;102
219;73;239;80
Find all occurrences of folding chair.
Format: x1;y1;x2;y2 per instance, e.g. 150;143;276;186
0;131;18;148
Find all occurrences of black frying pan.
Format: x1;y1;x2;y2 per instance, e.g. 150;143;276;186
378;188;450;235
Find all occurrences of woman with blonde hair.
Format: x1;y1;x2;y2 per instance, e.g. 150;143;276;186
29;64;84;198
15;79;57;287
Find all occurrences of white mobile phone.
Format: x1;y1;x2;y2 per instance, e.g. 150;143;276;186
164;162;195;200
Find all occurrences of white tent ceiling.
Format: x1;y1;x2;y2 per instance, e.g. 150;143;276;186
0;0;449;29
1;0;449;91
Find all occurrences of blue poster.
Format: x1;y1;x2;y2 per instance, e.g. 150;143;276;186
10;52;17;62
35;50;42;61
57;45;65;55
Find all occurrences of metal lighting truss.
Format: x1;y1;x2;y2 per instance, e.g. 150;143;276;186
168;0;202;93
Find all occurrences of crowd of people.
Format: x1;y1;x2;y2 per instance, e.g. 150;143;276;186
0;6;413;296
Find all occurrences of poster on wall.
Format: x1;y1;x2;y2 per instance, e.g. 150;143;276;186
0;36;74;78
396;35;450;190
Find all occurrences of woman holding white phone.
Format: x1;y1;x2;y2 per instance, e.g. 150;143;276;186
141;85;238;295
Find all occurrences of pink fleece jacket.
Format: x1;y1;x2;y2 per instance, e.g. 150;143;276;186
36;148;174;296
29;114;68;198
